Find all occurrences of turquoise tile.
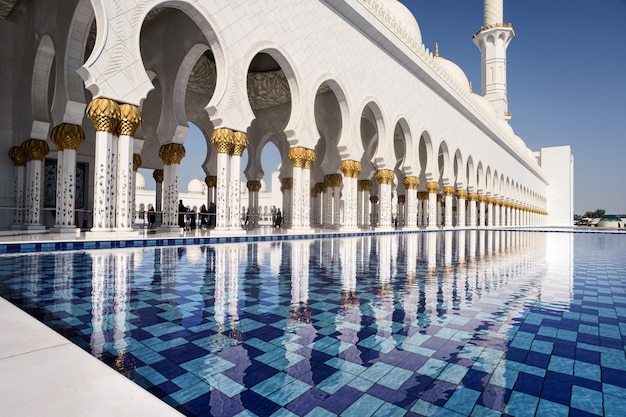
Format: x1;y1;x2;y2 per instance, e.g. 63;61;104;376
444;387;481;415
341;394;384;417
604;393;626;417
504;391;538;417
547;356;574;375
574;360;601;381
571;385;603;416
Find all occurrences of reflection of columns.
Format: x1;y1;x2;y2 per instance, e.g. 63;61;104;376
403;176;419;229
443;186;455;228
358;180;372;228
158;143;185;228
230;132;248;229
369;196;379;227
281;178;293;228
211;128;233;229
426;181;439;229
375;169;394;229
247;180;261;228
50;123;85;231
153;169;163;226
340;159;361;229
22;139;49;228
86;98;120;231
8;146;27;227
115;104;142;231
478;195;487;228
468;192;478;227
455;189;467;228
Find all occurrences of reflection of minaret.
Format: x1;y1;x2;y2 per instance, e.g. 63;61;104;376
336;237;363;364
473;0;515;120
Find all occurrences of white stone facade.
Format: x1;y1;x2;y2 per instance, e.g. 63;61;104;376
0;0;573;232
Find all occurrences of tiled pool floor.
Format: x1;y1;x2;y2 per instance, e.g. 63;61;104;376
1;231;625;416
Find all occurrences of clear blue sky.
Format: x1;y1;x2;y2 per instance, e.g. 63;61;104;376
147;1;626;216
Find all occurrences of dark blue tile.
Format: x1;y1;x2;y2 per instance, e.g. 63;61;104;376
541;377;571;405
513;372;543;397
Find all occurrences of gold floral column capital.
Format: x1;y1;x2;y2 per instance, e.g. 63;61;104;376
205;175;217;188
159;143;186;166
358;179;372;192
247;180;262;192
133;154;142;172
374;169;394;185
478;195;488;203
340;160;362;178
425;181;440;194
468;192;479;201
8;146;27;166
281;177;293;191
86;97;120;133
118;104;142;137
443;185;455;196
455;189;468;199
304;149;317;169
22;139;49;161
402;176;420;190
288;146;308;168
232;131;248;156
398;195;406;204
211;128;234;154
50;123;85;151
153;169;164;183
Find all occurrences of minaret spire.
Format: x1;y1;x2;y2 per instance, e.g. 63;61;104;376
473;0;514;120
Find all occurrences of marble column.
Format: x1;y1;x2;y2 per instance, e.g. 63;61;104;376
330;174;342;228
340;160;361;229
375;169;394;229
417;191;427;227
247;180;261;228
323;176;333;228
158;143;185;229
478;195;487;228
86;97;120;231
455;189;467;228
287;146;308;229
301;149;316;229
211;128;233;230
443;186;455;228
229;132;247;229
116;104;142;231
358;180;372;228
8;146;26;227
132;154;142;227
397;195;405;227
493;199;500;227
426;181;439;229
22;139;49;229
153;169;164;226
402;176;419;229
369;196;379;227
468;192;478;228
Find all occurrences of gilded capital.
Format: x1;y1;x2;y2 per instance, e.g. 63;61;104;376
288;146;308;168
205;175;217;188
118;104;142;137
22;139;49;161
398;195;406;204
374;169;394;185
468;193;479;201
86;97;120;133
402;176;420;190
304;149;316;169
330;174;343;187
152;169;164;183
370;196;379;204
133;154;142;172
359;179;372;192
281;177;293;191
455;189;468;199
340;159;362;178
487;197;495;205
478;195;488;203
443;185;455;196
51;123;85;151
417;191;428;200
425;181;440;194
247;180;262;192
8;146;26;167
211;128;234;154
159;143;186;165
232;131;248;156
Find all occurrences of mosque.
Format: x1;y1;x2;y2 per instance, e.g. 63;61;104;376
0;0;574;235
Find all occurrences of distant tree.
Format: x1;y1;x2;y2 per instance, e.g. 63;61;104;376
582;211;594;218
593;209;606;218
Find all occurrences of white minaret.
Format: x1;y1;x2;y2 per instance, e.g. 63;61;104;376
473;0;514;120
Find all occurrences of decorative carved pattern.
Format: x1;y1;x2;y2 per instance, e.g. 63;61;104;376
340;160;362;178
417;191;429;200
87;98;120;133
455;189;468;199
425;181;440;193
8;146;26;166
159;143;185;165
118;103;142;137
374;169;394;185
478;195;488;203
443;186;455;196
51;123;85;151
304;149;316;169
153;169;164;183
211;128;234;154
22;139;49;161
358;179;372;192
246;70;291;110
402;176;420;190
468;193;479;201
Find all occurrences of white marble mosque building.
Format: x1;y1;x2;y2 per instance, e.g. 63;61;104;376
0;0;574;235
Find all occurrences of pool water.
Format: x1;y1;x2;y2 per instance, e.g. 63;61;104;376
1;231;625;416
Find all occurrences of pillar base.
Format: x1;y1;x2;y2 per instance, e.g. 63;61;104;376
287;227;315;234
50;226;80;237
23;224;46;231
375;226;395;232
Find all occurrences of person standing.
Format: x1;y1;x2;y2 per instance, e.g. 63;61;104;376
178;200;186;228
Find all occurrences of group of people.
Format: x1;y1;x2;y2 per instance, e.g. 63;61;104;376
178;200;216;230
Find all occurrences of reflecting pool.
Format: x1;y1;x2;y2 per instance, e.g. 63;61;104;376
1;231;625;416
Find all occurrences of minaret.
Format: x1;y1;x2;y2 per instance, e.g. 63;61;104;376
473;0;514;120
